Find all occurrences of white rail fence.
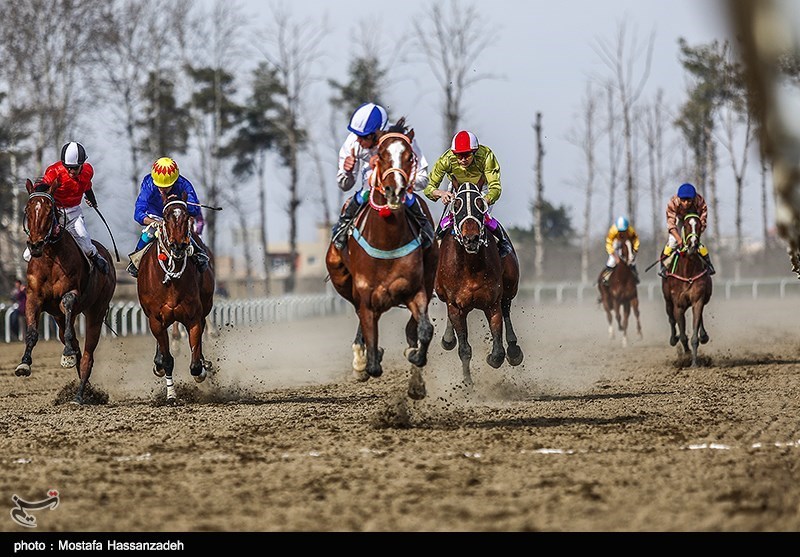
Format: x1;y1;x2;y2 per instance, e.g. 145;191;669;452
1;277;797;343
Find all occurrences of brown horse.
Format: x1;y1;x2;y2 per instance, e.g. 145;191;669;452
136;191;215;402
597;238;642;347
16;179;117;404
661;212;713;367
325;121;439;399
435;182;523;387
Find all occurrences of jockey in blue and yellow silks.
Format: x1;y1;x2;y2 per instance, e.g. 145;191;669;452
601;216;640;284
423;130;513;257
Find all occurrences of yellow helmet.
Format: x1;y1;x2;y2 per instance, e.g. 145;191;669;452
151;157;179;188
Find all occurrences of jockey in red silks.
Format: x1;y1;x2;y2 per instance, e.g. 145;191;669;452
331;102;433;250
24;142;110;274
423;130;513;257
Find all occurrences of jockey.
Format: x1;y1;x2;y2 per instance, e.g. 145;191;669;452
423;130;513;257
332;102;433;250
23;142;109;274
601;216;640;285
125;157;210;278
658;182;716;277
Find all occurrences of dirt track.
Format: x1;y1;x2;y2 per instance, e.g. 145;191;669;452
1;294;799;532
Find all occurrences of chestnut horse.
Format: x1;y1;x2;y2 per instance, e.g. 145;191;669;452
325;121;439;400
661;212;713;367
597;238;642;347
435;182;523;387
136;191;215;402
16;179;117;404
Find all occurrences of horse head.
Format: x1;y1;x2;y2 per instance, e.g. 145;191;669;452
159;190;192;260
23;178;63;257
451;182;488;254
373;118;416;210
682;213;702;256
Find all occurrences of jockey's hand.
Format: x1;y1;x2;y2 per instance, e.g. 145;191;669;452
437;190;454;204
343;147;356;173
368;154;378;169
84;198;95;208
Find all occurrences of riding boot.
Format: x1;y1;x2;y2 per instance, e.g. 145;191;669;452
492;223;513;257
406;197;434;249
190;238;210;273
631;264;640;284
702;254;716;275
90;252;109;275
658;254;673;278
601;266;613;285
332;199;361;250
126;261;138;278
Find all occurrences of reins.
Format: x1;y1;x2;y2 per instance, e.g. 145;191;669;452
154;199;192;283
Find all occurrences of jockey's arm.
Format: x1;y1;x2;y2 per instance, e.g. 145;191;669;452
423;155;449;202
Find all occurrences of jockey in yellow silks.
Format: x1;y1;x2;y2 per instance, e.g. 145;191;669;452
601;216;640;284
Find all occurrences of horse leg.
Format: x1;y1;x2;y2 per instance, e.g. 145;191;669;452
446;303;472;387
15;302;42;377
74;313;103;405
632;297;643;340
405;291;433;369
698;315;710;344
484;302;506;369
149;317;176;401
188;319;207;383
665;298;679;346
690;302;707;367
675;307;690;355
360;308;383;378
170;322;182;356
603;298;615;340
620;301;631;348
59;292;80;369
502;297;523;366
351;324;368;382
442;318;457;350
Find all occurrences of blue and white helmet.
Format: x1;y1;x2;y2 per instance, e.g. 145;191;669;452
347;103;388;137
616;216;629;231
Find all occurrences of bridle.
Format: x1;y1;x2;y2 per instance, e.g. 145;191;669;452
23;192;64;246
154;199;193;283
368;132;417;211
450;183;488;254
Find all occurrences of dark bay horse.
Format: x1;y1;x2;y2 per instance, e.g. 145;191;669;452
136;191;215;402
325;122;439;400
16;179;117;404
435;182;523;387
597;239;642;347
661;212;713;367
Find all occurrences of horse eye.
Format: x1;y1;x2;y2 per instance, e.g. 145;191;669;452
453;199;463;212
475;197;487;212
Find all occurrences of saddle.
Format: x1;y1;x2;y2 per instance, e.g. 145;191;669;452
128;243;154;271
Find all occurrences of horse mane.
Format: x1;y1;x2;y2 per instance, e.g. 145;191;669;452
386;117;409;134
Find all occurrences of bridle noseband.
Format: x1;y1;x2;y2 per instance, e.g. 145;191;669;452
449;183;488;253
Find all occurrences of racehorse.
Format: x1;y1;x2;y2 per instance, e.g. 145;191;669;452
661;212;713;367
325;120;439;400
597;238;642;347
16;179;117;404
435;182;523;387
136;191;215;402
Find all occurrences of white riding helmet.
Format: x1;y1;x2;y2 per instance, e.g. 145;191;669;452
347;103;388;136
616;216;629;231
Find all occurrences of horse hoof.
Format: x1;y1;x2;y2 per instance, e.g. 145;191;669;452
367;366;383;378
506;345;524;366
352;369;369;382
486;353;504;369
193;369;207;383
153;366;166;378
15;363;31;377
669;337;678;347
406;349;427;368
60;354;77;368
442;337;456;351
700;334;710;344
202;359;215;373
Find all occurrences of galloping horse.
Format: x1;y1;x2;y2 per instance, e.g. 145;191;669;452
661;212;713;367
16;179;117;404
597;239;642;347
435;182;523;387
136;191;215;402
325;120;439;400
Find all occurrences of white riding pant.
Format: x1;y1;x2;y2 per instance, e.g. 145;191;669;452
22;205;97;262
606;239;636;267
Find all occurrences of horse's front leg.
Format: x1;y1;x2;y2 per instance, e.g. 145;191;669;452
359;308;383;378
502;297;523;366
620;301;631;348
405;291;433;368
674;306;689;354
632;297;643;340
15;301;43;377
442;318;457;350
74;312;104;404
351;323;368;382
59;292;80;369
484;302;506;369
448;303;472;387
149;316;175;401
664;298;678;346
187;319;207;383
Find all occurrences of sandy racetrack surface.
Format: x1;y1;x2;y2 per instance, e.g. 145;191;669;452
1;294;799;532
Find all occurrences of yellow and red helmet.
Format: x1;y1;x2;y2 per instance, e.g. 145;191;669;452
151;157;179;188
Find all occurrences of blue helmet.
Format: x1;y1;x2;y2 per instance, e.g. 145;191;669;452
677;183;696;199
347;102;388;136
616;216;629;232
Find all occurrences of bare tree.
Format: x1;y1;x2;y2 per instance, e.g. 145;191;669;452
411;0;498;144
593;18;655;225
640;89;669;242
533;113;545;280
603;81;624;224
566;84;601;284
256;3;325;293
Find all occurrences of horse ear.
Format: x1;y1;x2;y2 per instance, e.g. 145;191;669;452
407;128;415;141
25;179;34;194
